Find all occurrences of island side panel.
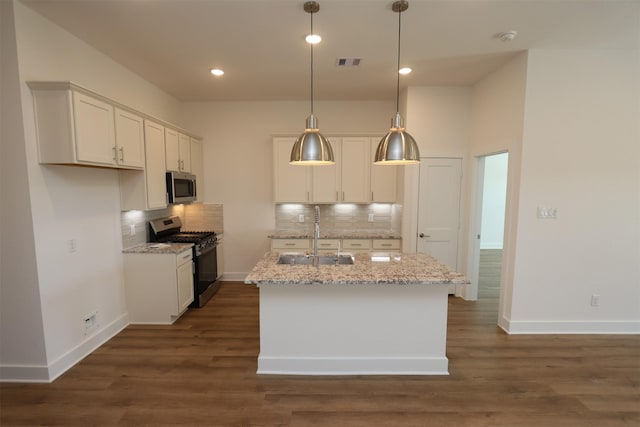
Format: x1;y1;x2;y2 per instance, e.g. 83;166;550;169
257;283;449;375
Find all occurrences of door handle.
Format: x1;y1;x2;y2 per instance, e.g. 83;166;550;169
419;233;431;238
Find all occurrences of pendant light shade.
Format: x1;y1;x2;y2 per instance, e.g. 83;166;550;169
374;0;420;165
290;1;335;165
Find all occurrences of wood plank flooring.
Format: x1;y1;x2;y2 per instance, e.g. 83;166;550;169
1;281;639;426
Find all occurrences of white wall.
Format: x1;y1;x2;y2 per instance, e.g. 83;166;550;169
1;0;48;379
508;49;640;333
480;153;508;249
179;101;393;278
402;87;472;258
2;0;184;381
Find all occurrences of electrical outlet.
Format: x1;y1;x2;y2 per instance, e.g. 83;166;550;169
368;213;374;222
67;239;77;253
298;214;305;223
590;294;600;307
83;312;99;335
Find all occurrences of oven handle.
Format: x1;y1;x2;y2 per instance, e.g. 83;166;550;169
196;242;219;257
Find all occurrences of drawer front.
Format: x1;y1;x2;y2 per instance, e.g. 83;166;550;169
176;249;193;267
342;239;372;250
271;239;310;250
372;239;401;250
316;239;340;250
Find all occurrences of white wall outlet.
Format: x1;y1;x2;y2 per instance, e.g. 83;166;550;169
590;294;600;307
83;311;99;335
368;213;374;222
67;239;77;253
537;207;558;219
298;214;305;223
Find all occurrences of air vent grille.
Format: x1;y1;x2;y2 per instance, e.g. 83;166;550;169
336;58;362;67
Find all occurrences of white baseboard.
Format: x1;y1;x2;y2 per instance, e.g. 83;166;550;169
501;319;640;334
257;356;449;376
221;272;249;282
0;312;129;383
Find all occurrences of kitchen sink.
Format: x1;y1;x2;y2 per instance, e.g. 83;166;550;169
277;254;354;265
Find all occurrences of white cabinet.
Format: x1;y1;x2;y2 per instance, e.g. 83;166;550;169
342;239;372;253
271;239;310;252
124;248;194;324
165;129;192;172
28;82;144;169
274;136;385;203
370;137;397;202
373;239;401;252
273;137;312;203
119;119;168;210
270;238;401;254
190;137;203;201
312;137;370;203
114;108;145;168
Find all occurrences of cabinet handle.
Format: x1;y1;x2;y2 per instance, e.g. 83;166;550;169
306;191;310;202
112;146;117;162
371;191;374;201
119;147;124;162
342;191;345;201
285;243;296;246
181;253;191;261
336;191;339;201
381;243;392;247
352;243;362;247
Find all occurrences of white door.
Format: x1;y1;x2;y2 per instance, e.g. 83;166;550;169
417;158;462;270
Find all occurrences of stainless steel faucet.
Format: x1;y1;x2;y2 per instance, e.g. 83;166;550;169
313;205;320;259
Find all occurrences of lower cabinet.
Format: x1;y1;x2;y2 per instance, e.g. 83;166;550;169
270;238;401;254
124;248;194;324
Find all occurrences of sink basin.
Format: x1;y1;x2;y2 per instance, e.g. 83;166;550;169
277;254;354;265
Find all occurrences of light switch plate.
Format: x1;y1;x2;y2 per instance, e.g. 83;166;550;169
298;214;305;223
537;207;558;219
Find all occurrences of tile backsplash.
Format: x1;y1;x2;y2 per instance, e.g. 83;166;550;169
121;203;223;249
275;203;401;235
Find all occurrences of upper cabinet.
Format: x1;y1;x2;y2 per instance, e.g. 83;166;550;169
190;137;203;201
119;119;168;211
273;136;395;204
273;137;312;203
28;82;142;169
370;137;397;202
165;129;191;172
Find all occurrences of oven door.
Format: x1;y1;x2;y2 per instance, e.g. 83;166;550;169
192;243;218;307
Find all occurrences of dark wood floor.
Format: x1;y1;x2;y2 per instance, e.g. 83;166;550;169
1;279;639;426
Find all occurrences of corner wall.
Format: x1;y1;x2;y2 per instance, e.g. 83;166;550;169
508;49;640;333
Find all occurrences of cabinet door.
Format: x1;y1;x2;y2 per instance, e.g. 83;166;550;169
190;138;203;201
273;137;312;203
341;137;370;202
72;92;116;165
145;120;168;209
179;133;192;172
165;128;181;172
312;138;340;203
114;108;145;169
176;259;194;314
370;137;397;202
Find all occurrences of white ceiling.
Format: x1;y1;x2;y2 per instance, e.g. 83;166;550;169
21;0;640;102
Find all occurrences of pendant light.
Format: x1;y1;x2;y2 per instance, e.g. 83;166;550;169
290;1;335;165
374;0;420;165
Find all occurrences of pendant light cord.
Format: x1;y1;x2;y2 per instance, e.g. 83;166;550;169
310;10;314;116
396;6;402;114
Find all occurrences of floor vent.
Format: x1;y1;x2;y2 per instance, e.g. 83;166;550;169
336;57;362;67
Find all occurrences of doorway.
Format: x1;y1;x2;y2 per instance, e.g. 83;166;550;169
469;152;508;301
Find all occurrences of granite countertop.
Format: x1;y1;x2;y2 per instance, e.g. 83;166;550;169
245;252;470;286
123;242;193;254
268;232;401;240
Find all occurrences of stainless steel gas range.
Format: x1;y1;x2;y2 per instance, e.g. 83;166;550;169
149;216;220;308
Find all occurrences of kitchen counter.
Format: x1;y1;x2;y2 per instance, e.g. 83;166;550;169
246;251;469;376
122;242;193;254
245;252;469;286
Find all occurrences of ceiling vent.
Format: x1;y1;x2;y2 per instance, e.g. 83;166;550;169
336;57;362;67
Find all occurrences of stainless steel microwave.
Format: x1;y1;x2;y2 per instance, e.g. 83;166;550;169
166;171;197;204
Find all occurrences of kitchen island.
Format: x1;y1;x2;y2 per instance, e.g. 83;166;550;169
245;252;469;376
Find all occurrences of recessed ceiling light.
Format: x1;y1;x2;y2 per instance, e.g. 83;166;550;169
399;67;412;75
305;34;322;44
210;68;224;76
